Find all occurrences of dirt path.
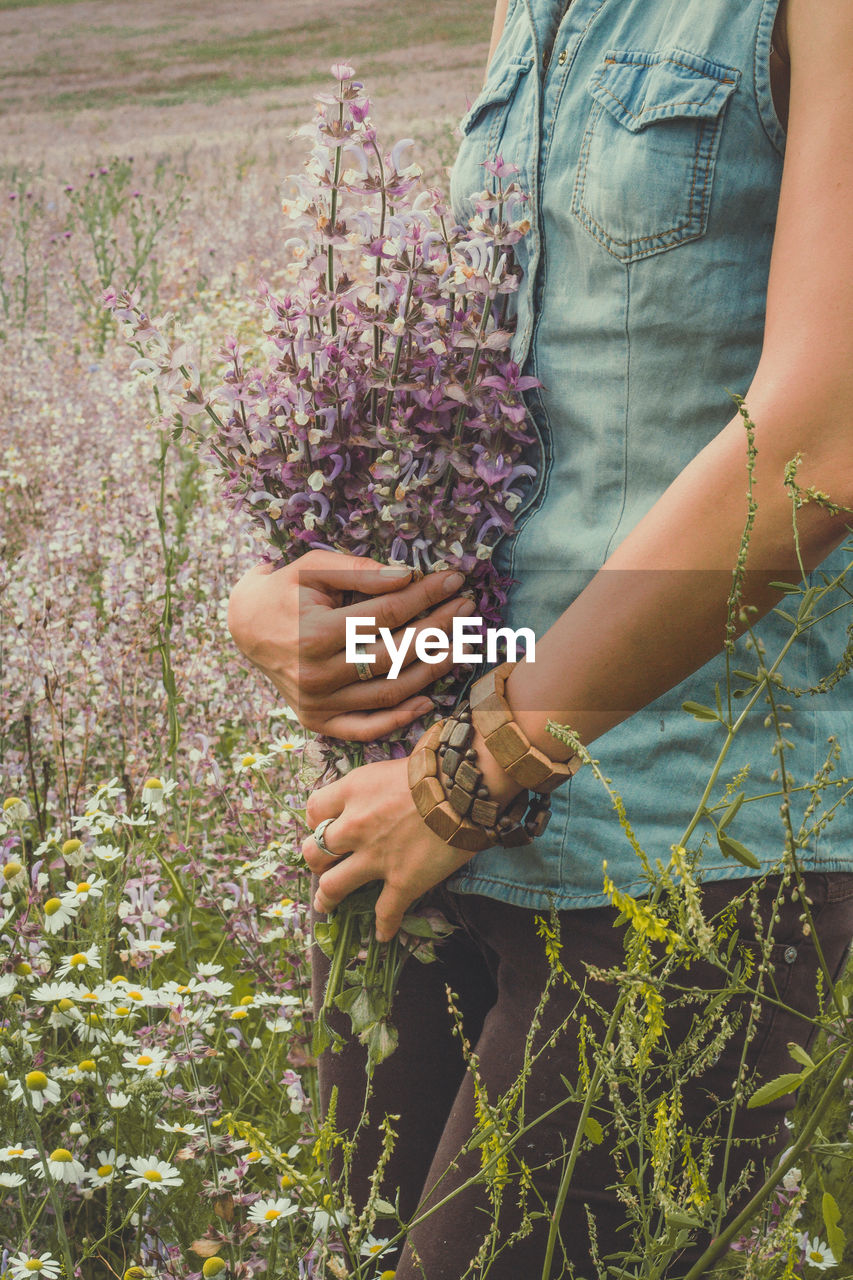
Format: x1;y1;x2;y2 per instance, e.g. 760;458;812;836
0;0;491;167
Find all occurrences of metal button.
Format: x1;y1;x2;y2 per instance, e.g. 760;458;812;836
557;49;568;65
784;945;797;964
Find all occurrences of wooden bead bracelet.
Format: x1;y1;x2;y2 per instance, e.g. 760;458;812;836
469;661;583;791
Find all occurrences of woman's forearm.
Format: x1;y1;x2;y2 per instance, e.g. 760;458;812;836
502;401;852;761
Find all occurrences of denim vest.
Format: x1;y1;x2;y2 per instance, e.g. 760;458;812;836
447;0;853;909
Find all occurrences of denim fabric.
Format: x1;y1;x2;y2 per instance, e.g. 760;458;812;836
447;0;853;908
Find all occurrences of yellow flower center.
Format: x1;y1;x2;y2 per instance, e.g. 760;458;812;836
230;1008;248;1019
2;861;23;880
24;1262;44;1274
62;839;82;855
239;995;254;1005
246;1150;262;1162
143;1169;162;1182
128;990;143;1001
25;1071;48;1091
44;898;62;916
79;1059;96;1073
75;882;91;894
136;1055;153;1066
86;1012;102;1025
69;953;88;967
279;1174;293;1189
264;1208;281;1220
2;796;22;810
143;778;163;790
14;962;32;975
50;1148;73;1162
241;754;257;767
97;1163;113;1177
202;1260;227;1278
8;1148;24;1156
57;998;74;1012
82;991;98;1001
115;1005;130;1016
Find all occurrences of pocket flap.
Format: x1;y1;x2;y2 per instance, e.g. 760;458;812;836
460;55;535;135
588;48;739;133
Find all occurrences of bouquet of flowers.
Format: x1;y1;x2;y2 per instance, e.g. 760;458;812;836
107;64;538;1063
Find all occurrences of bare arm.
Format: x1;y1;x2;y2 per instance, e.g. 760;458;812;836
485;0;510;79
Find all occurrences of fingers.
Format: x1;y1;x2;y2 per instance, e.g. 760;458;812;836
314;595;472;710
340;569;467;636
373;884;410;943
318;694;435;743
296;550;416;596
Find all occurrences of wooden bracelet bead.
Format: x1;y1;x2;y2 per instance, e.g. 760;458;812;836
470;662;582;793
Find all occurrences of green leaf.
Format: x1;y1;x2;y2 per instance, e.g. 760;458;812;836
666;1210;703;1229
787;1042;816;1070
769;580;800;593
583;1116;604;1145
797;585;820;623
822;1191;846;1259
747;1072;805;1108
399;913;442;938
360;1017;398;1066
682;701;719;721
373;1198;397;1217
717;832;761;870
717;792;745;832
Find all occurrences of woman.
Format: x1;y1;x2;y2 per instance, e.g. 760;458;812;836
228;0;853;1272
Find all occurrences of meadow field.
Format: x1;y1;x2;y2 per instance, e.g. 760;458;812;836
2;3;853;1278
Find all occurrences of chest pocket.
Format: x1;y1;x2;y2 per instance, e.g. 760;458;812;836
571;49;739;263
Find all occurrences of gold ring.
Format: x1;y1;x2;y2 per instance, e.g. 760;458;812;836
355;661;373;681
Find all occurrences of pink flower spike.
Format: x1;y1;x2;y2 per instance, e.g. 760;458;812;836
331;62;355;80
483;155;521;179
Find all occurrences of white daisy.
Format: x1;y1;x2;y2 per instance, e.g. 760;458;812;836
0;1171;26;1187
106;1090;132;1109
155;1120;205;1136
0;973;17;997
122;1046;172;1078
55;945;100;978
799;1235;837;1271
195;962;224;977
139;776;177;815
0;1144;38;1161
30;979;79;1003
87;1148;127;1187
126;938;176;960
126;1155;182;1192
272;732;305;755
8;1251;61;1278
64;875;106;903
36;1147;86;1184
266;1016;293;1035
93;843;124;863
246;1195;299;1226
42;894;80;933
2;796;29;822
8;1070;61;1112
235;751;274;774
360;1234;392;1259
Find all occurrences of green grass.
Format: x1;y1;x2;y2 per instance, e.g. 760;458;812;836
0;0;493;116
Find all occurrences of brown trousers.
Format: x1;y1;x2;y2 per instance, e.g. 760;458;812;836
312;873;853;1279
